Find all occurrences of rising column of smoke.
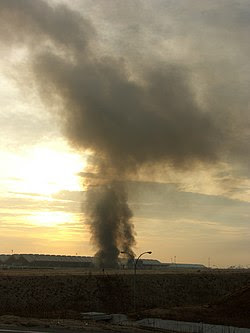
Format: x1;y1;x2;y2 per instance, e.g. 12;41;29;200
86;181;134;268
0;1;227;267
81;165;135;267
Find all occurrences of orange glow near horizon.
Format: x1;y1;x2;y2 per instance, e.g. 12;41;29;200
26;211;74;227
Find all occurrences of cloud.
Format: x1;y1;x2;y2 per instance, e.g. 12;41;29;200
0;195;80;213
128;181;250;228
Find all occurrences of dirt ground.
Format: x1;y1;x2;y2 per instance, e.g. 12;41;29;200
0;268;249;328
0;315;154;333
138;280;250;328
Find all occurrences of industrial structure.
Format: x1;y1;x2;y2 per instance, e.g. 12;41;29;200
0;254;206;270
1;254;93;268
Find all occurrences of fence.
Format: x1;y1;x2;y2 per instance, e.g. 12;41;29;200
137;318;250;333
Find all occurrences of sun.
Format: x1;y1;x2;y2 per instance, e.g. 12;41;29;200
13;144;87;196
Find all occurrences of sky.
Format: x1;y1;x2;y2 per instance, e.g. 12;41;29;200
0;0;250;267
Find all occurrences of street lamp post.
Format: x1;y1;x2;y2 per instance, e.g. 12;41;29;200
133;251;152;313
120;250;152;313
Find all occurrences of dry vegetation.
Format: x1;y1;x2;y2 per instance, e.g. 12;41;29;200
0;268;249;327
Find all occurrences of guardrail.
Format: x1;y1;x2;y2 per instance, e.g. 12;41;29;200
137;318;250;333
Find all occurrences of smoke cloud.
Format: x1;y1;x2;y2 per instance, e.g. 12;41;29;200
87;182;135;268
0;0;244;266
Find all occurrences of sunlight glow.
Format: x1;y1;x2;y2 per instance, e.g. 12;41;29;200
8;145;86;196
27;211;75;227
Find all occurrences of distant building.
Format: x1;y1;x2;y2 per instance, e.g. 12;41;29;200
0;255;10;265
0;254;207;270
123;258;206;270
137;259;170;270
167;263;206;269
5;254;94;268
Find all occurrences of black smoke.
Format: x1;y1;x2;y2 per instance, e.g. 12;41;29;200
87;182;135;268
0;0;234;266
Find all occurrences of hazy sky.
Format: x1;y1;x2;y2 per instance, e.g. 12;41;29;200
0;0;250;267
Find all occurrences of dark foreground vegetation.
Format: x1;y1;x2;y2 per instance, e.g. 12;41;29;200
0;269;249;327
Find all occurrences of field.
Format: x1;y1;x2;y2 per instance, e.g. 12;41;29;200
0;268;249;328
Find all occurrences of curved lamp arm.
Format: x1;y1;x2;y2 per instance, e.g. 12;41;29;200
134;251;152;274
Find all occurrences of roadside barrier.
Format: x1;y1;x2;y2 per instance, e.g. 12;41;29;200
137;318;250;333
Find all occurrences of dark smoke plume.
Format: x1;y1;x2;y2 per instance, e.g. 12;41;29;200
87;182;135;268
0;1;227;266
